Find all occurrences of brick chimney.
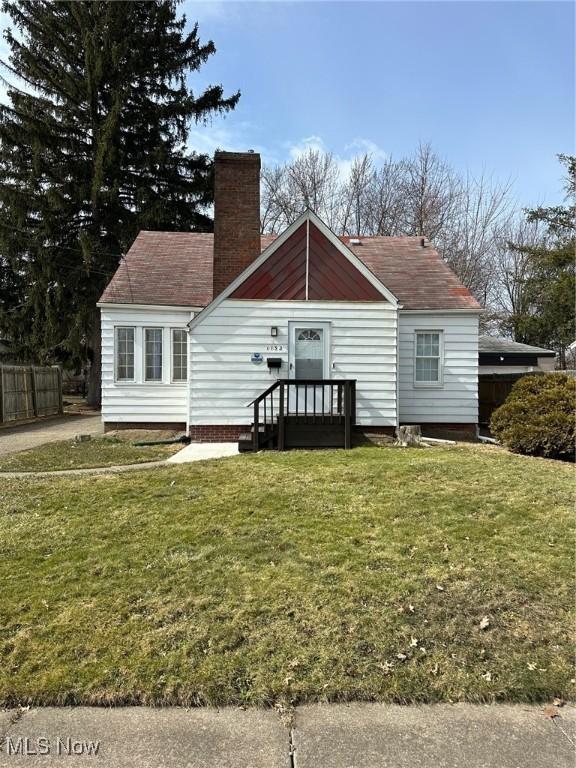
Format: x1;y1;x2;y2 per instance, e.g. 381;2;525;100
213;150;261;296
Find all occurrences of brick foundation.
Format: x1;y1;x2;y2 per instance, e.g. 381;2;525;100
189;425;245;442
104;421;186;432
403;422;478;441
187;423;477;443
356;426;396;436
358;423;478;442
355;424;478;437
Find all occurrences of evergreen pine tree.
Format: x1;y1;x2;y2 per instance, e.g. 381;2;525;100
0;0;239;403
511;155;575;367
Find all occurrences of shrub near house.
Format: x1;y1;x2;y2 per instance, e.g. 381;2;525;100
491;373;575;460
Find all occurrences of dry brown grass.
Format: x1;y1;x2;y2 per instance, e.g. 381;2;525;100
0;443;573;706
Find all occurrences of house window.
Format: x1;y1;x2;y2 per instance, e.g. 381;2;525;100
297;329;321;342
115;327;135;381
144;328;163;382
415;331;442;384
295;328;324;379
172;328;188;382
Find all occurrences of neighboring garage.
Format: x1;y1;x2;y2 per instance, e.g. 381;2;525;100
478;336;556;425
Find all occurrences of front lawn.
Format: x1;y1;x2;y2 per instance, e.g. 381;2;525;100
0;444;573;706
0;436;182;472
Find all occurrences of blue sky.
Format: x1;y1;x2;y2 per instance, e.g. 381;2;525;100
186;0;574;207
0;1;572;207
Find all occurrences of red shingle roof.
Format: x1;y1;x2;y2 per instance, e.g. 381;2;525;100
99;232;214;307
99;231;480;311
343;236;481;310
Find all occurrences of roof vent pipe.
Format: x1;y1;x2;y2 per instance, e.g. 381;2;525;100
420;237;426;247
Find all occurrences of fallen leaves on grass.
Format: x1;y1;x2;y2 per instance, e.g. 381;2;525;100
0;444;573;706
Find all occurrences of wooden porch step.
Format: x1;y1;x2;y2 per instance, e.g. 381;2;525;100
238;432;254;453
238;424;278;453
247;379;356;451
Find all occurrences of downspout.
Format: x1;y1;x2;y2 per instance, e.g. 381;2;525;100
395;305;403;432
305;217;310;300
186;311;193;434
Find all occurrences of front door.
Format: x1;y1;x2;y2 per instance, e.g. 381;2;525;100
288;323;330;412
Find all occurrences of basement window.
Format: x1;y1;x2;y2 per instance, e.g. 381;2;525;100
414;331;443;385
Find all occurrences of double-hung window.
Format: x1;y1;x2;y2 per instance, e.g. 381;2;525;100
144;328;163;382
415;331;442;385
115;327;135;381
171;329;188;382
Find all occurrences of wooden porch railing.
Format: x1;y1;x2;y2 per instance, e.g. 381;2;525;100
248;379;356;451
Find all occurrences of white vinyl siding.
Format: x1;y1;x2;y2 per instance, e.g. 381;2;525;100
102;303;478;429
399;312;478;423
172;329;188;382
101;307;191;424
190;299;398;427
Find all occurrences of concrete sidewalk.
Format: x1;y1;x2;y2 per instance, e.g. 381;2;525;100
0;439;239;478
166;442;239;463
0;703;573;767
0;414;102;457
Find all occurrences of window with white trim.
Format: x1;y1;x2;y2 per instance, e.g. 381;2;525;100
144;328;163;382
415;331;442;384
171;328;188;382
115;327;135;381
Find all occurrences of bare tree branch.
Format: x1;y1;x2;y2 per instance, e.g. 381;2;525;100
260;142;518;313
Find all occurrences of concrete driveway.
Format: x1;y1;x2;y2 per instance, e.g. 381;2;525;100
0;414;102;457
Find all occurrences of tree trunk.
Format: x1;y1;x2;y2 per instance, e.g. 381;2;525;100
86;312;102;407
395;425;422;447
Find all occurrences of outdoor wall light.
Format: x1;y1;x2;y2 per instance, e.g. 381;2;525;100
270;326;278;337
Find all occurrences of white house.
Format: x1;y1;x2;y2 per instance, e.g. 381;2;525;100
98;151;482;449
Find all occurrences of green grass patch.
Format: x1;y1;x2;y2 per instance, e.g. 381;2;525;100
0;437;181;472
0;444;573;706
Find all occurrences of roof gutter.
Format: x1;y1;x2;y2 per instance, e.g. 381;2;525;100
399;308;483;314
97;302;205;312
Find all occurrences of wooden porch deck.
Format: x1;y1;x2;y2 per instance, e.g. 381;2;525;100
240;379;356;452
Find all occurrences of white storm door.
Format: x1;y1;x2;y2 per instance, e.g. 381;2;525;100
288;323;330;413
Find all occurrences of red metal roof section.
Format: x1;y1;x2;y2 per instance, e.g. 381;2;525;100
231;222;385;301
230;223;307;300
307;224;383;300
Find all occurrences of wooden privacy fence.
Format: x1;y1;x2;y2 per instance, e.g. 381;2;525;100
478;372;541;425
0;365;63;424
